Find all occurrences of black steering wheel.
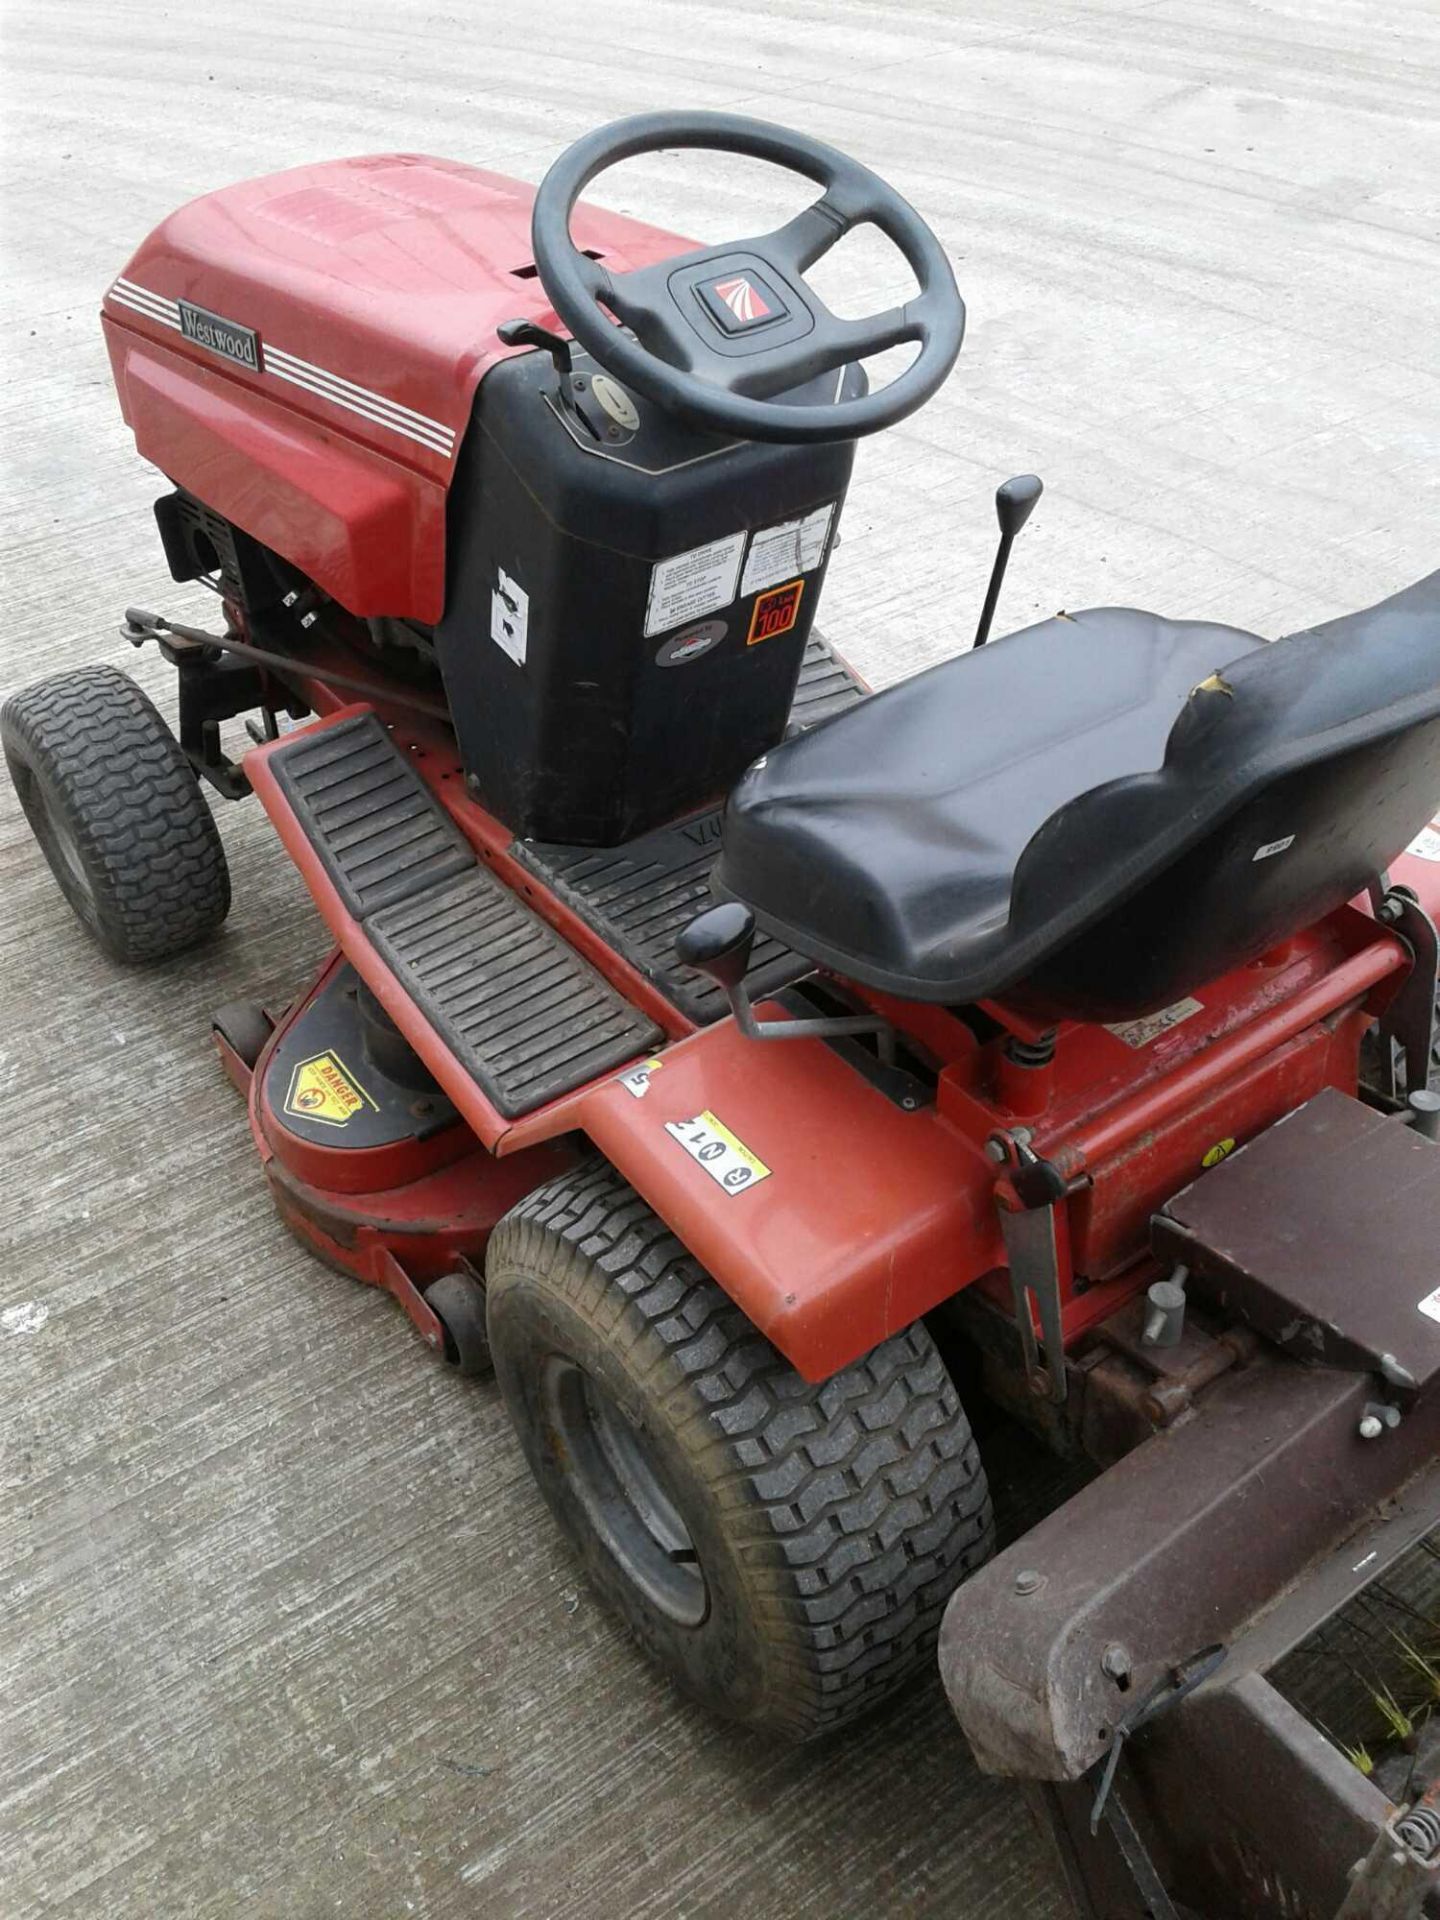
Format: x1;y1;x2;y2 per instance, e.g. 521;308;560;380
530;111;966;445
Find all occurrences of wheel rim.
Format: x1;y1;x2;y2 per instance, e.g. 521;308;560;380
541;1356;709;1628
46;805;92;900
25;772;96;917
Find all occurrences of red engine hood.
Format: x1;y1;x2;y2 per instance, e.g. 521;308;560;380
101;154;694;620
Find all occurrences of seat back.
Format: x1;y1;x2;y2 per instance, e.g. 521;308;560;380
1014;572;1440;1020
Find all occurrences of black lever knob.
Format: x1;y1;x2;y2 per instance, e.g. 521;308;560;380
974;473;1044;648
676;902;756;992
496;316;573;378
996;473;1043;539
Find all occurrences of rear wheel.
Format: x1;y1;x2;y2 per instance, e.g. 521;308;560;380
3;664;229;964
485;1159;994;1739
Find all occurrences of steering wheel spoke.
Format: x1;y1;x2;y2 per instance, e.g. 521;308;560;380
584;260;700;372
720;304;922;404
830;304;925;365
571;249;611;298
753;195;849;277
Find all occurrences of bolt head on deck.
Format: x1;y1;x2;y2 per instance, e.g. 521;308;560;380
1100;1643;1133;1683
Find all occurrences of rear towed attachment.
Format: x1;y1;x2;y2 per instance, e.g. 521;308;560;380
940;1087;1440;1919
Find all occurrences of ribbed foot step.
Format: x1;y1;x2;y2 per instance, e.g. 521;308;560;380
514;633;868;1023
784;630;870;734
267;714;662;1118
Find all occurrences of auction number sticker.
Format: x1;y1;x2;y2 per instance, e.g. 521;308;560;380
664;1110;772;1195
747;578;805;646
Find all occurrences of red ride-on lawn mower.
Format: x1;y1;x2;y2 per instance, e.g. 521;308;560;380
7;110;1440;1912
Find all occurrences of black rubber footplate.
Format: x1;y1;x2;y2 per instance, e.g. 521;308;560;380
514;633;868;1024
513;816;801;1025
268;711;473;915
783;630;870;734
268;714;662;1117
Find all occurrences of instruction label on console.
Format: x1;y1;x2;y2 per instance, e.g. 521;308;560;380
645;532;746;637
740;502;836;597
664;1110;772;1194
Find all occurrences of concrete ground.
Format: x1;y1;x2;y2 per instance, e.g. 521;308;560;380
2;1;1437;1915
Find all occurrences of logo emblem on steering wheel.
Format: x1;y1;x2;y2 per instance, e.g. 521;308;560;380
713;276;770;324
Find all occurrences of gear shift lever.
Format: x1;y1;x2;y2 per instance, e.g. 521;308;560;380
973;474;1043;648
677;904;897;1063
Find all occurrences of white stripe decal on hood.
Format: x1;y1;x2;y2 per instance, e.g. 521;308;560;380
106;278;456;456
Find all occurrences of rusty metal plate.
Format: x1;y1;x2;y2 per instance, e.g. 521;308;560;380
1155;1088;1440;1393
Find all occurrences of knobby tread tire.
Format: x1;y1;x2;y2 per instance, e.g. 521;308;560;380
486;1157;994;1739
3;664;229;964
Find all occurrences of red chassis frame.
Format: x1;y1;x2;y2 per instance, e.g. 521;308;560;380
235;656;1439;1386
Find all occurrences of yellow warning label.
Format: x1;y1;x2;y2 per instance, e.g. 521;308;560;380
1202;1137;1237;1169
664;1109;772;1194
283;1050;377;1129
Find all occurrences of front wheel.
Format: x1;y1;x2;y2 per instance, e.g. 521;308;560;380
485;1160;994;1740
3;664;229;964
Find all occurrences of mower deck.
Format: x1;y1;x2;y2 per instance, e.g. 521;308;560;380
513;634;868;1023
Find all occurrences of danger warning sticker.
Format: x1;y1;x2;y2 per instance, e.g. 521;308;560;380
664;1110;772;1195
1408;822;1440;863
284;1050;378;1129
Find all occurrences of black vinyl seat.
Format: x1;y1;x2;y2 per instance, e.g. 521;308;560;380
714;574;1440;1019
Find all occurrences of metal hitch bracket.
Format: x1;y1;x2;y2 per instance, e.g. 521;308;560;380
994;1130;1071;1405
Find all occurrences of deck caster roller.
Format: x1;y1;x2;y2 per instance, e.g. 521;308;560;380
425;1270;492;1377
210;999;275;1072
